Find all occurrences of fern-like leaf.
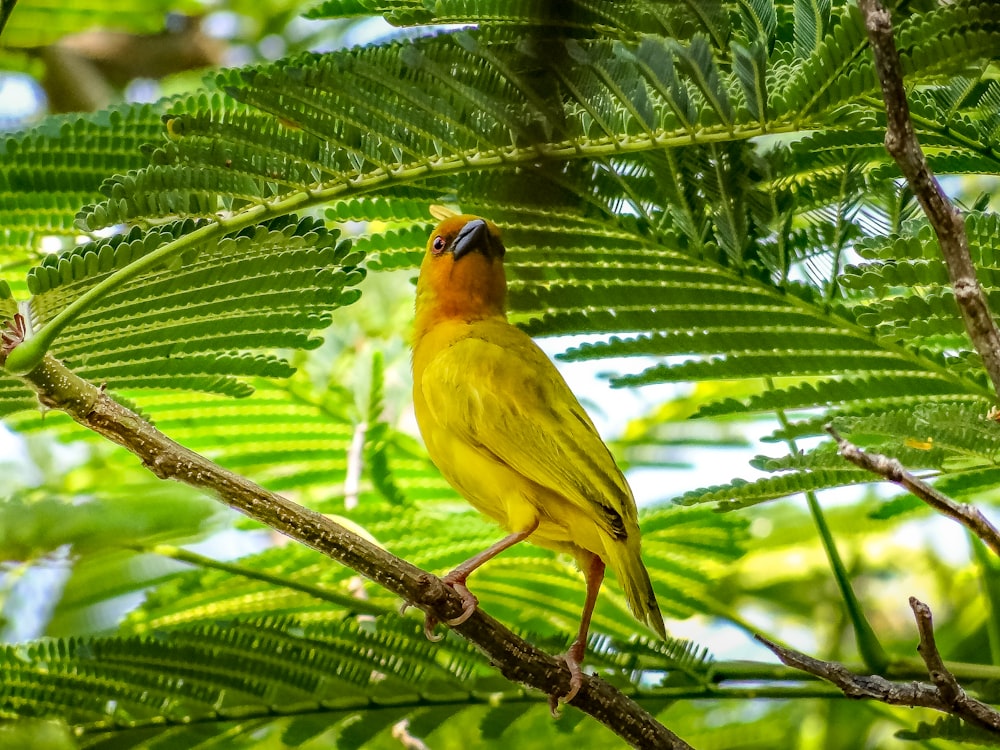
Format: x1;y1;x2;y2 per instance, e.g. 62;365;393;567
6;216;364;406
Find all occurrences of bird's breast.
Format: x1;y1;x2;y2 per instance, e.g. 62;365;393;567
412;319;613;557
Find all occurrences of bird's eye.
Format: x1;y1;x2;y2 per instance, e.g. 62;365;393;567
432;236;446;254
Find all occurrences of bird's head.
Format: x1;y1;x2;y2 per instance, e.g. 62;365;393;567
415;213;508;326
427;214;506;264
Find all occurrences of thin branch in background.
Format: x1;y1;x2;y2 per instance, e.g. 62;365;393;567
343;420;367;510
771;394;888;671
21;355;692;750
755;600;1000;734
858;0;1000;397
826;426;1000;557
970;538;1000;664
138;543;391;617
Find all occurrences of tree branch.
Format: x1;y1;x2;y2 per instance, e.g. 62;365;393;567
910;597;1000;731
826;426;1000;557
755;634;943;707
755;599;1000;734
858;0;1000;398
19;355;690;750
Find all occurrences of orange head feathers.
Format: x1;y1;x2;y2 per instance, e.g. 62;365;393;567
414;215;508;336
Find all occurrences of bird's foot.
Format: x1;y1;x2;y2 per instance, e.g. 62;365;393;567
548;643;585;716
402;571;480;642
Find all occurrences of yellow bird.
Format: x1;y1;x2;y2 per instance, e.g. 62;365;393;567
411;210;665;703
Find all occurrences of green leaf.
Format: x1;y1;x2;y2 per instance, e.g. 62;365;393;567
793;0;831;58
6;216;365;404
671;36;733;125
732;40;769;123
678;468;871;511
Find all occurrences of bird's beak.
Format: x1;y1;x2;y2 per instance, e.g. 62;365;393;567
452;219;489;261
451;219;504;260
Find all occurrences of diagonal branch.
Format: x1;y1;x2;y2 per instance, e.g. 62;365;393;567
19;355;691;750
756;598;1000;734
826;426;1000;557
858;0;1000;398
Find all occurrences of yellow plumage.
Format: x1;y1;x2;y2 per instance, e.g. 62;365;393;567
412;212;664;701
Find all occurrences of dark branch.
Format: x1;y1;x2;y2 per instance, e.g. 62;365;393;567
755;634;942;707
910;597;1000;732
858;0;1000;398
20;355;691;750
826;426;1000;557
755;600;1000;734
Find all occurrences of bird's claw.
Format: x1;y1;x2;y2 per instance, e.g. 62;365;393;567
440;576;478;626
548;648;585;716
400;600;445;641
422;578;476;639
423;616;444;642
402;573;480;641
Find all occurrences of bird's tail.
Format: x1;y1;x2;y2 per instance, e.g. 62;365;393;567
606;538;666;639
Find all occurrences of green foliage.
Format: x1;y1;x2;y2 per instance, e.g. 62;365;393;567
896;715;1000;745
58;0;995;239
3;0;1000;747
0;0;192;48
0;104;168;275
0;215;364;409
0;616;477;742
0;487;215;562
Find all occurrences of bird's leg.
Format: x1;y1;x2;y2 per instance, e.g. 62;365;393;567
550;553;605;714
420;521;538;639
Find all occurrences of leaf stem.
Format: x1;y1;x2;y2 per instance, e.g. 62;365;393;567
971;535;1000;665
139;543;392;618
4;221;227;374
5;118;795;377
0;0;16;38
3;190;320;376
804;491;889;672
769;389;889;673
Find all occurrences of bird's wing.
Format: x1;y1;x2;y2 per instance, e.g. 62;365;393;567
419;327;635;540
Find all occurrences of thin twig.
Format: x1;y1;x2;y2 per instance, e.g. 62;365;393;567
755;600;1000;733
826;426;1000;557
910;597;1000;732
858;0;1000;397
21;355;691;750
756;633;943;708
